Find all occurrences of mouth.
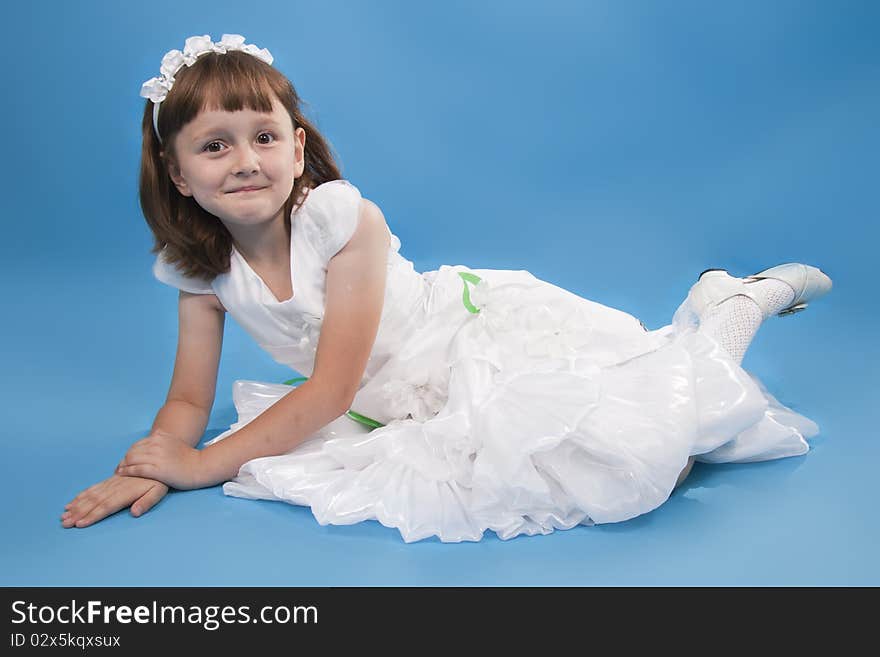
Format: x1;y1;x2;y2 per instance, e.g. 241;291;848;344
228;186;266;194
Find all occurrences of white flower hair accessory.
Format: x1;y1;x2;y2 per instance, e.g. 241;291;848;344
139;34;274;143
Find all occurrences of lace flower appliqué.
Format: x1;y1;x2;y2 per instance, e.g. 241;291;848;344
294;314;323;356
380;369;450;422
467;277;520;333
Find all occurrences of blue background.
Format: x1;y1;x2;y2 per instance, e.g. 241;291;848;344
1;0;877;585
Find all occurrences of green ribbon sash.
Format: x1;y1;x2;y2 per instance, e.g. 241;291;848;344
281;375;386;429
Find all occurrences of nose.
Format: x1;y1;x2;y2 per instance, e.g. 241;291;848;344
233;144;260;176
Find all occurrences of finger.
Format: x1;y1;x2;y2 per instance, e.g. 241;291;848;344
62;507;79;526
62;476;127;525
64;491;85;510
131;437;154;451
117;464;156;479
116;457;134;474
72;488;137;528
131;484;167;517
73;501;116;528
63;490;97;521
119;444;154;468
64;489;108;526
121;444;145;462
63;480;126;527
63;495;100;528
67;480;102;508
70;476;113;502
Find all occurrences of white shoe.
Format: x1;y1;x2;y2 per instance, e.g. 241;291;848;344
690;263;833;321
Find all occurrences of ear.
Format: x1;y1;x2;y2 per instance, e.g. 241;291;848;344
161;151;193;197
294;127;306;178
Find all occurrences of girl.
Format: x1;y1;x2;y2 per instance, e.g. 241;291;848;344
62;34;832;543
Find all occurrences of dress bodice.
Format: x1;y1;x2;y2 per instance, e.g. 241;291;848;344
152;179;430;387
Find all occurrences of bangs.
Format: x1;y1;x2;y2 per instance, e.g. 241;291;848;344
158;51;290;146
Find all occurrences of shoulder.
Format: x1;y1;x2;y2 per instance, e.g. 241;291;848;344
310;179;383;221
152;248;227;312
303;179;361;207
153;248;215;295
301;180;388;260
359;197;387;229
298;179;361;236
351;197;391;250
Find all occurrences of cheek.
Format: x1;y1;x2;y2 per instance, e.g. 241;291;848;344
270;157;297;180
201;169;227;191
280;147;299;170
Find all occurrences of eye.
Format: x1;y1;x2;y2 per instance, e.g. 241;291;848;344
203;141;224;153
257;132;276;144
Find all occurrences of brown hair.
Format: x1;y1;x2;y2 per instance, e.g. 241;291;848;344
138;50;343;280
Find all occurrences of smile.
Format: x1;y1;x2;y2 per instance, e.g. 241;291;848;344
229;187;266;193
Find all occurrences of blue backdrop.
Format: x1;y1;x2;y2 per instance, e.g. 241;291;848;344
1;0;877;585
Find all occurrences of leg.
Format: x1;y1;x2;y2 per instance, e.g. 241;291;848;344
697;279;795;365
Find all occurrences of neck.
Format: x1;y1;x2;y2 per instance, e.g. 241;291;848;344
225;211;290;268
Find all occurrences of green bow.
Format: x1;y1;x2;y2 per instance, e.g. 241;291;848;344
458;271;483;314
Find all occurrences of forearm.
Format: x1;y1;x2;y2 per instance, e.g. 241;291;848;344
201;378;349;482
150;399;210;448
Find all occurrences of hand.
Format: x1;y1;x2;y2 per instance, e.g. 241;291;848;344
62;474;168;528
116;434;224;490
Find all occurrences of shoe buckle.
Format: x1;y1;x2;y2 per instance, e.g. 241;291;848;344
778;303;807;316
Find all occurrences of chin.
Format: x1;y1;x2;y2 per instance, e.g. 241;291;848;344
230;212;281;225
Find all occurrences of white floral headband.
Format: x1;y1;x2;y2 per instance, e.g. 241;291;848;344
139;34;274;144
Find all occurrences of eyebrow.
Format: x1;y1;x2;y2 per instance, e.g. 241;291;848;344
191;119;284;143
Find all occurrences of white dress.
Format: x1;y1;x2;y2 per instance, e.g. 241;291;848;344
153;179;818;543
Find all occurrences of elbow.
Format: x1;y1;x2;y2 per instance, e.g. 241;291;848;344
336;387;357;417
311;378;356;418
307;372;359;418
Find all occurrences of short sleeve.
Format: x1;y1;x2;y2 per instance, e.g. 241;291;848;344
301;179;362;264
152;248;215;294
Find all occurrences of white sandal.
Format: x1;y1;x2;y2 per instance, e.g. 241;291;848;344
689;263;833;321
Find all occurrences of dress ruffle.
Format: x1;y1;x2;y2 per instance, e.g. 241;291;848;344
206;266;817;543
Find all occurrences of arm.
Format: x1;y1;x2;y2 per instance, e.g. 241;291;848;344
202;198;390;481
63;290;225;527
149;290;226;446
118;199;391;488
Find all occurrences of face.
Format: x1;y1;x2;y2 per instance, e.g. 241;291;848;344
164;96;305;230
